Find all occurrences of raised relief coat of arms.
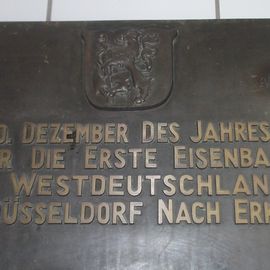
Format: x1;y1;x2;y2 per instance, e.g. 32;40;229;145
84;28;177;110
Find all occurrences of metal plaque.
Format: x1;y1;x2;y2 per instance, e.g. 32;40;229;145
1;20;270;270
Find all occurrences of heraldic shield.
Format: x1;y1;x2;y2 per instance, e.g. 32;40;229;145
83;27;177;110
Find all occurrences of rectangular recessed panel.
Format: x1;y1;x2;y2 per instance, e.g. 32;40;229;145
220;0;270;19
0;0;47;21
52;0;215;20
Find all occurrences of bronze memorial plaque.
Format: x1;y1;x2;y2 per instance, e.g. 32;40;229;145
1;20;270;269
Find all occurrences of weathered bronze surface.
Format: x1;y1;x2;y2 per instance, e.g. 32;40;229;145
1;20;270;269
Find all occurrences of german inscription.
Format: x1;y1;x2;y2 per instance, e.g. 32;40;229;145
1;120;270;225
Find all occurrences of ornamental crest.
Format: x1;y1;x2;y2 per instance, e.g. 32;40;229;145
84;28;177;110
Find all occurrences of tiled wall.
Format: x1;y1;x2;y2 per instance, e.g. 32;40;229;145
0;0;269;21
